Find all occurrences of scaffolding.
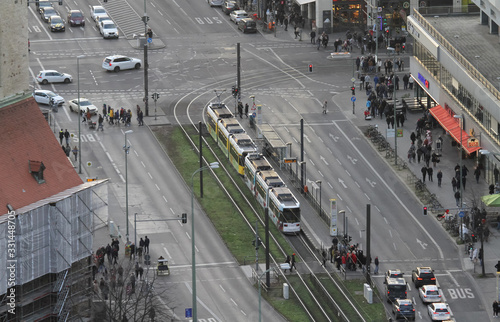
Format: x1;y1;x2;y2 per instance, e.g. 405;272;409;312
0;180;108;321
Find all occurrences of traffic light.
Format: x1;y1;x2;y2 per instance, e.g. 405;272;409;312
231;86;236;97
233;87;239;98
351;86;355;95
383;18;387;26
309;64;313;72
423;206;428;216
496;261;500;273
181;213;187;224
252;238;262;249
348;236;352;242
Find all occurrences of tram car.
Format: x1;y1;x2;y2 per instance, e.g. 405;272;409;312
244;154;301;234
206;102;257;175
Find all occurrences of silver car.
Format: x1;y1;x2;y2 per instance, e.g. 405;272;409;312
102;55;142;72
33;90;65;106
36;70;73;84
419;285;442;304
68;98;98;115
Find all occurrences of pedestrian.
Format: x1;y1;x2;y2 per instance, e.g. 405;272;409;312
237;101;243;118
244;103;249;118
427;167;433;182
462;176;467;190
374;256;379;274
59;129;64;145
322;101;327;114
284;255;291;273
417;147;423;163
493;300;499;317
455;190;461;207
329;245;335;263
310;30;316;44
474;166;481;183
144;236;150;254
452;177;457;192
139;237;145;255
138;110;144;126
284;17;288;31
437;170;443;187
410;131;416;144
291;253;296;272
322;249;327;267
64;129;70;145
72;146;78;161
294;26;299;39
421;166;427;182
495;166;499;183
408;73;414;89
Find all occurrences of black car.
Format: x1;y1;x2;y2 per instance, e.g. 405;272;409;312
392;299;415;320
48;15;65;32
412;267;436;288
222;0;238;14
40;7;58;22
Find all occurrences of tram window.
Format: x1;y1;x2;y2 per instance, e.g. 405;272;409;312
282;208;300;222
230;144;239;162
239;153;247;166
256;181;265;198
218;130;227;145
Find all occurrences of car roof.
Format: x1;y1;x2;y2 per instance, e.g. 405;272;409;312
233;10;247;14
387;277;406;284
50;15;62;20
106;55;127;59
396;299;412;305
387;269;403;275
432;303;448;308
34;89;54;94
40;70;59;73
422;285;439;290
92;5;105;10
240;18;254;22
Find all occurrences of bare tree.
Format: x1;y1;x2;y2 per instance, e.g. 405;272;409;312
92;258;176;321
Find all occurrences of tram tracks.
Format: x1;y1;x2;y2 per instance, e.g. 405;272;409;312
170;66;367;321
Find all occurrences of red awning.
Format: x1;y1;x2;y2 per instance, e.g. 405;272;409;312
429;105;481;154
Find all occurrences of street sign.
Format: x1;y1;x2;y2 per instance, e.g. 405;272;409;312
351;77;356;83
397;129;403;137
351;96;356;102
387;128;395;138
252;112;256;117
284;158;297;164
87;161;92;167
185;308;192;318
458;211;465;218
147;38;153;43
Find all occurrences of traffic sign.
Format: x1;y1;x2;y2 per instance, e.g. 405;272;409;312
185;308;192;318
458;211;465;218
351;96;356;102
351;77;356;83
252;112;256;117
147;37;153;43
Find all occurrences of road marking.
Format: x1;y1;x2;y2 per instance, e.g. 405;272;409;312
155;184;160;190
230;298;238;306
329;133;339;142
309;159;315;166
327;182;333;189
416;238;428;249
336;158;342;165
106;152;113;163
347;155;357;164
148;172;152;179
333;121;444;259
119;174;125;183
304;134;311;143
219;284;226;293
170;208;175;214
393;242;397;250
345;170;351;177
354;217;359;225
446;270;460;287
366;178;376;187
163;196;168;203
355;181;360;188
163;247;172;259
389;230;393;238
338;178;347;188
364;193;370;200
336;193;343;201
318;137;323;143
134;150;138;156
183;283;222;322
384;217;388;224
141;161;146;168
318;170;324;177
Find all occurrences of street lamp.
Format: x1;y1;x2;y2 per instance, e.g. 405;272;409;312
300;161;306;192
124;130;133;242
76;55;85;174
454;114;463;209
191;162;219;321
316;180;322;214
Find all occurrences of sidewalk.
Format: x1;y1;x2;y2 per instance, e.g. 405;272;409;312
336;83;500;318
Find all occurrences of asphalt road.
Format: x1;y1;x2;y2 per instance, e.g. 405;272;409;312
27;0;489;320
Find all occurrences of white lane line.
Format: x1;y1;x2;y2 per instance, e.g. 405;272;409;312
163;247;172;259
184;282;222;322
345;170;351;177
186;232;191;240
231;298;238;306
148;172;153;179
355;181;360;188
119;174;125;183
389;230;393;238
219;284;226;293
318;170;324;177
141;161;146;168
170;208;175;214
155;184;160;190
134;150;138;156
364;193;371;200
336;193;343;201
384;217;389;224
446;270;460;287
327;182;333;189
105;152;114;163
163;196;168;203
355;217;359;225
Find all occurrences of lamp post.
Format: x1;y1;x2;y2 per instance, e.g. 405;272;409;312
339;210;347;237
258;268;272;322
124;130;133;242
191;162;219;321
454;115;463;208
316;180;322;214
76;55;85;174
300;161;306;192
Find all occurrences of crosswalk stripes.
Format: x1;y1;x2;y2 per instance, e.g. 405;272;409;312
102;0;145;39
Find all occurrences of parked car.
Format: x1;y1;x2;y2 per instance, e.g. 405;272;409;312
427;302;452;321
99;20;119;39
36;70;73;84
238;18;257;33
392;299;415;320
419;285;442;304
102;55;142;72
90;5;108;21
33;90;65;106
222;0;238;14
230;10;248;23
68;98;98;115
67;10;85;27
48;15;65;32
40;7;58;22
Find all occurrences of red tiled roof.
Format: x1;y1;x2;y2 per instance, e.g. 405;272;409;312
0;97;82;210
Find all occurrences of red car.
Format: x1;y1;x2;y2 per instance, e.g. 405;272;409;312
67;10;85;27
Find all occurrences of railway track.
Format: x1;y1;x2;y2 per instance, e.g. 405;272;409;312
170;64;367;321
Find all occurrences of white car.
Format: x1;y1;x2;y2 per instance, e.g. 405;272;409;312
419;285;442;304
68;98;98;115
33;90;65;106
428;302;452;321
95;15;110;27
99;20;119;39
36;70;73;84
90;6;107;21
102;55;142;72
230;10;248;23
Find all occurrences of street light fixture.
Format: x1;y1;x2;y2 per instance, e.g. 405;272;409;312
191;162;219;321
124;130;133;242
300;161;306;192
76;55;85;174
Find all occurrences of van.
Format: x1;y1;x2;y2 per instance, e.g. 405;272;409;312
238;18;257;33
385;277;407;303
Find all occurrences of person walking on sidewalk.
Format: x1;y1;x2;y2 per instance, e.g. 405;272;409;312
291;253;296;272
144;236;150;254
72;146;78;161
374;256;379;274
452;177;457;192
493;300;498;317
437;170;443;187
64;129;70;145
310;30;316;44
474;166;481;183
59;129;64;145
455;190;461;207
427;167;433;182
322;101;327;114
421;166;427;182
284;17;288;31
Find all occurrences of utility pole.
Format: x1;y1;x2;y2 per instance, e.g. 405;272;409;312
143;0;149;116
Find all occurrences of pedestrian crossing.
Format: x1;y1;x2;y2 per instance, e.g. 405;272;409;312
102;0;146;39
